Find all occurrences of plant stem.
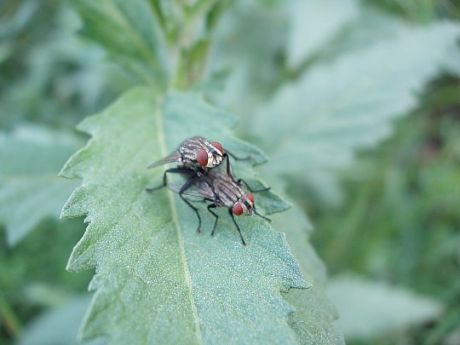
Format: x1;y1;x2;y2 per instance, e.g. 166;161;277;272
171;0;225;89
0;292;21;338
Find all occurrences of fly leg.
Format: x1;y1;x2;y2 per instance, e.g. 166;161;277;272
225;150;251;162
228;208;246;246
145;167;191;192
222;154;237;182
207;204;219;236
203;178;221;204
253;206;271;223
178;177;203;233
222;154;253;187
222;152;253;183
236;178;271;193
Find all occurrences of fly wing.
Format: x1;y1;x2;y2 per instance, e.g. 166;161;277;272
167;179;215;201
147;151;181;169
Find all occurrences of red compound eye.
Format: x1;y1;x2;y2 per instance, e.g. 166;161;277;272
247;193;254;203
196;149;208;166
211;141;224;154
232;202;244;216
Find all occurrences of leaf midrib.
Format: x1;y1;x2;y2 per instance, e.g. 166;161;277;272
155;94;204;345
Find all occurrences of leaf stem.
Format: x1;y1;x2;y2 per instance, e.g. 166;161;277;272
171;0;229;89
0;291;22;338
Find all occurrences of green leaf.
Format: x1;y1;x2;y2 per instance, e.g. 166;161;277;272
60;88;308;344
445;45;460;77
0;126;81;245
0;5;114;128
287;0;359;67
276;206;345;345
19;296;102;345
73;0;170;85
253;22;460;205
327;275;443;339
210;0;288;114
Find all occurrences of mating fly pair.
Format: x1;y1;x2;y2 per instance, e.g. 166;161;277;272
146;136;270;245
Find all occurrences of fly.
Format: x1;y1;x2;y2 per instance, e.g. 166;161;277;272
152;169;271;245
148;136;247;172
147;136;247;198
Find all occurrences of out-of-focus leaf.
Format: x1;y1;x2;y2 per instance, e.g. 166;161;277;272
327;275;443;339
209;0;288;113
60;88;308;344
309;9;410;65
0;0;39;41
23;283;77;309
18;296;103;345
253;22;460;205
0;126;81;245
287;0;359;67
0;6;117;128
444;46;460;76
313;114;460;344
73;0;170;85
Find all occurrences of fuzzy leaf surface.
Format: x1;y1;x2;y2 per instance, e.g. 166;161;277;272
60;88;306;344
253;22;460;205
0;126;80;245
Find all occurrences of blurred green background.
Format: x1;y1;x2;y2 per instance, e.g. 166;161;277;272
1;0;460;344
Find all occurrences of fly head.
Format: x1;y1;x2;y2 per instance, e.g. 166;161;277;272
232;193;255;216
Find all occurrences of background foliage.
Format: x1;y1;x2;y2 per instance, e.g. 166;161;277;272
1;0;459;344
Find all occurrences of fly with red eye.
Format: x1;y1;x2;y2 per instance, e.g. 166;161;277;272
147;136;248;192
188;140;225;168
157;169;271;245
148;136;241;170
146;136;269;245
